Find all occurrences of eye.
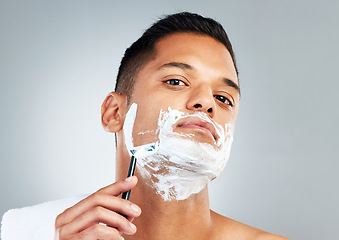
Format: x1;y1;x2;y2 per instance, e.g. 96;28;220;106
165;79;186;86
214;95;233;107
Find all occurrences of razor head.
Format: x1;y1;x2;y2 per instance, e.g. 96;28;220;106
130;142;159;158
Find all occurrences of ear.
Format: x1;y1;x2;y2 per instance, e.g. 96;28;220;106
101;92;127;133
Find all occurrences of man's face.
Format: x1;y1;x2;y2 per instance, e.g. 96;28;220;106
126;33;240;148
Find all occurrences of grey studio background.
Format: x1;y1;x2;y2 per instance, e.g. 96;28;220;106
1;0;338;239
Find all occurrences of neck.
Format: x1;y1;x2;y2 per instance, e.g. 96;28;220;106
126;177;213;240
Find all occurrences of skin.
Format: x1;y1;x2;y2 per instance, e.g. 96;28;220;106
55;33;289;240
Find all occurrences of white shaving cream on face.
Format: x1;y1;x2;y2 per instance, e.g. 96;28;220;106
123;103;233;201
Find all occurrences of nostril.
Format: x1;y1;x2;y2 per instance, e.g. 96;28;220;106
207;108;212;113
194;103;202;108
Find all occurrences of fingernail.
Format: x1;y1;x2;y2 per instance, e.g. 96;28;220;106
125;176;133;182
120;236;125;240
131;204;140;213
129;222;136;231
124;222;137;235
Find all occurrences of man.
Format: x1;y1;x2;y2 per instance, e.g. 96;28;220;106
54;12;288;240
2;12;288;240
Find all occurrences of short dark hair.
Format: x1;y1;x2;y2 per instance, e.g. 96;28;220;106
115;12;238;102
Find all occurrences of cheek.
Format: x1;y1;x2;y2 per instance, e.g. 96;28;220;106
131;108;161;147
134;111;159;132
128;91;190;146
213;112;237;137
215;112;234;125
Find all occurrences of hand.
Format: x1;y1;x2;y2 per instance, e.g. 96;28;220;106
55;176;141;240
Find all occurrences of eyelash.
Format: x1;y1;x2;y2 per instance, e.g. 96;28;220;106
165;79;186;86
165;79;234;107
214;95;233;107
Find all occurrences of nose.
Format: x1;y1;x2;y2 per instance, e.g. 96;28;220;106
186;87;216;118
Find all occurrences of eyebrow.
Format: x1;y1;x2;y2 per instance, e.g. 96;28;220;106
223;78;241;96
158;61;241;96
158;62;193;71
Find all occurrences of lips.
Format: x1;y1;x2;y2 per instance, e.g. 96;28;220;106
176;117;217;141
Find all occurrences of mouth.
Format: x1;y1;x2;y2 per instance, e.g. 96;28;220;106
176;117;217;141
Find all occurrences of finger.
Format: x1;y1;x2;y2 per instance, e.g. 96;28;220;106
56;192;141;228
97;176;138;195
56;176;139;227
66;224;124;240
60;206;137;237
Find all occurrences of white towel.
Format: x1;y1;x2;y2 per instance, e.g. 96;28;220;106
1;195;88;240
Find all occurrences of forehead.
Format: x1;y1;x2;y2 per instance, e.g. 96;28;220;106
150;33;238;84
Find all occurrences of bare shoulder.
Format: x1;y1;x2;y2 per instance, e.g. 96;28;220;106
210;210;289;240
